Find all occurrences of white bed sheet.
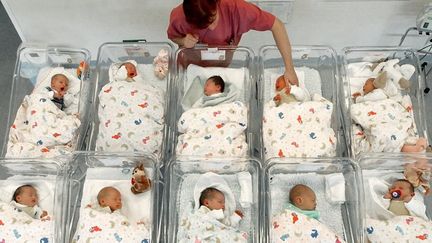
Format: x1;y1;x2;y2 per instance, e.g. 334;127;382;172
80;167;154;224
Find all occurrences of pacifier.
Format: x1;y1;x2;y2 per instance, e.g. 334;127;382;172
391;190;402;199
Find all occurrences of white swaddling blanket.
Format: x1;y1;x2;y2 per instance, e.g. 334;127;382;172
176;101;248;157
0;201;54;242
263;94;336;159
96;61;165;154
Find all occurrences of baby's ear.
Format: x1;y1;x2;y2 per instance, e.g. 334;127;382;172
295;197;303;205
203;199;209;206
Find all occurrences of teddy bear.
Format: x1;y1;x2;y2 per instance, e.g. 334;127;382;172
273;75;310;106
153;49;169;80
131;163;151;194
371;59;414;92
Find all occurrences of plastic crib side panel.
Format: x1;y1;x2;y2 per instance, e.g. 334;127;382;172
165;157;261;243
64;152;160;243
258;45;348;161
171;46;257;158
340;46;429;158
2;43;92;158
87;42;174;165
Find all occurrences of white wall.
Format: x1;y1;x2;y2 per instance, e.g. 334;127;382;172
2;0;430;58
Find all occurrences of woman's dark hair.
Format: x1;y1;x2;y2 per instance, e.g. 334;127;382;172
12;184;34;201
208;75;225;92
183;0;219;29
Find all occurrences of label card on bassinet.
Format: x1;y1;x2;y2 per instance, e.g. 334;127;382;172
201;49;226;61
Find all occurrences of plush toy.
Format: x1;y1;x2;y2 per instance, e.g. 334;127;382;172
153;49;169;80
76;61;89;79
372;59;413;91
131;164;151;194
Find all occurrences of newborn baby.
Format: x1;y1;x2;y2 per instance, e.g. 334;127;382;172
198;187;243;227
46;73;69;110
383;179;415;216
273;75;310;106
352;73;387;103
10;185;50;220
286;184;319;220
94;186;123;213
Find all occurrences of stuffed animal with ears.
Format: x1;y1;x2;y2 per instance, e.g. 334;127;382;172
153;49;169;80
131;163;151;194
372;59;414;91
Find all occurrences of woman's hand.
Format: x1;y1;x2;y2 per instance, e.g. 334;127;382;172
182;33;199;48
284;69;298;86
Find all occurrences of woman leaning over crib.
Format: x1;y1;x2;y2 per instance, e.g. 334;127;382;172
167;0;299;86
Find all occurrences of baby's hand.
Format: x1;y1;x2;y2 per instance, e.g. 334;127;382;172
235;210;244;218
383;191;392;199
273;94;281;102
352;92;361;98
41;210;48;218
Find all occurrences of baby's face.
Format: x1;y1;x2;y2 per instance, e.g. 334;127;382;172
275;75;287;91
205;191;225;210
51;75;69;97
363;78;375;94
100;188;122;211
297;190;317;211
204;79;221;96
123;62;137;78
16;186;38;207
389;181;413;199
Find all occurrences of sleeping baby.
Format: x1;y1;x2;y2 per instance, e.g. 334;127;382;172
74;186;151;242
271;184;346;242
192;75;238;108
10;184;50;221
198;187;243;227
352;74;387;103
286;184;319;220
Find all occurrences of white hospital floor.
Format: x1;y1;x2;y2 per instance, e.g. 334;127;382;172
0;2;21;152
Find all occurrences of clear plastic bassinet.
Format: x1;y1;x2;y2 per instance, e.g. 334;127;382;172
258;45;347;161
358;153;432;243
0;158;67;243
164;157;261;243
64;152;159;243
340;47;429;158
2;43;92;158
263;158;361;243
170;45;257;158
87;42;173;163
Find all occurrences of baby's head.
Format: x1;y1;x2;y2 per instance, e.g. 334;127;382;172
289;184;317;211
363;74;386;95
199;187;225;210
275;75;288;91
362;78;376;94
204;75;224;96
388;179;414;201
12;184;39;207
51;74;69;97
120;62;137;78
97;186;122;212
